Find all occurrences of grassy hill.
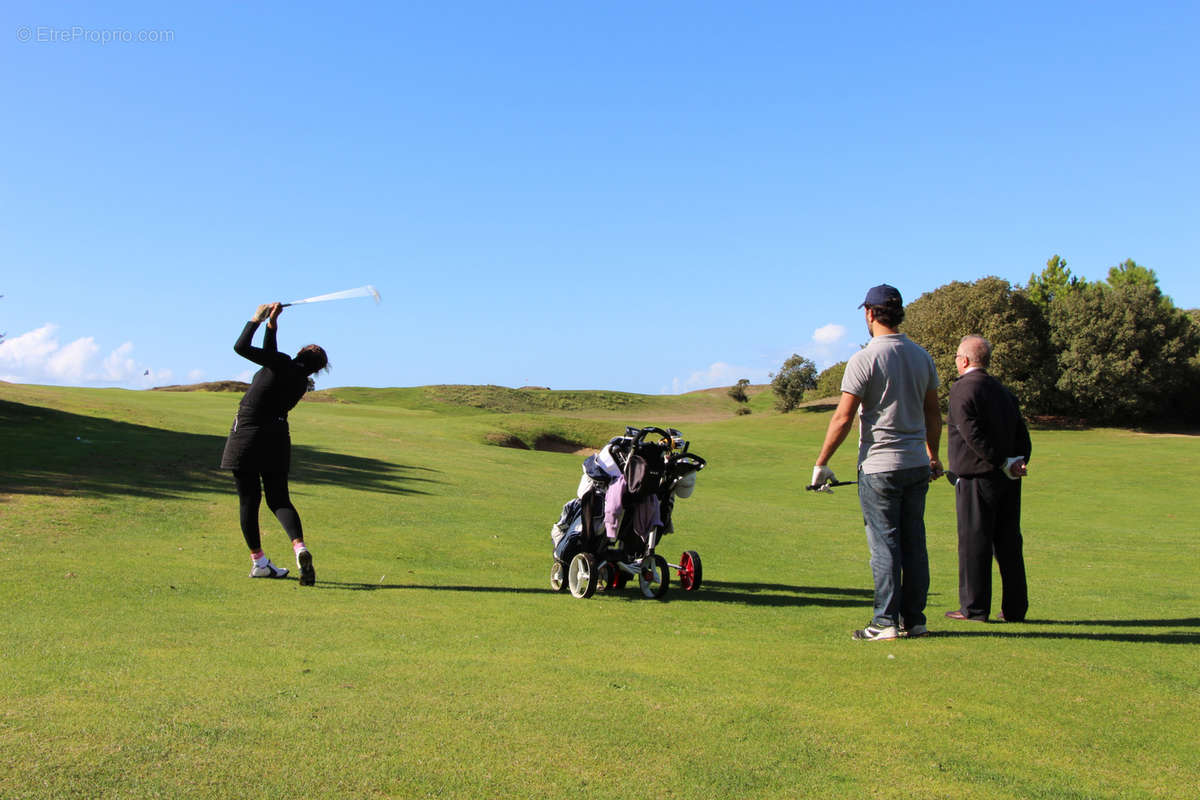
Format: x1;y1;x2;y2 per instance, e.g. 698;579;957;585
1;381;1196;799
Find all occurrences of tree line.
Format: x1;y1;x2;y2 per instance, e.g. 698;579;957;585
768;257;1200;425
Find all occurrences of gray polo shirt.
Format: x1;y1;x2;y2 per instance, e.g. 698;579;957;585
841;333;939;474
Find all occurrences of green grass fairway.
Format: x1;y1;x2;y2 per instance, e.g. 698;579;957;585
1;381;1197;799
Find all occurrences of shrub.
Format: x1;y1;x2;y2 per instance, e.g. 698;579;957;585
770;354;817;412
1049;279;1199;423
727;379;750;403
813;361;847;400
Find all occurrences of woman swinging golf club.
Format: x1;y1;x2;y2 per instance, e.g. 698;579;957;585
220;302;329;585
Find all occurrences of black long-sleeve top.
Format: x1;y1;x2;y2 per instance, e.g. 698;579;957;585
947;369;1032;477
233;320;310;423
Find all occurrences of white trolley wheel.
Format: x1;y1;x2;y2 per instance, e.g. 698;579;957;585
550;560;569;592
638;554;670;599
568;552;599;599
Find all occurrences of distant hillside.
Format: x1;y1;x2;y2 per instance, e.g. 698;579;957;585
141;380;790;422
152;381;250;392
320;383;775;421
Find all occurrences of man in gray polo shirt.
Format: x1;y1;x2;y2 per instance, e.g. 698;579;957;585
811;284;944;641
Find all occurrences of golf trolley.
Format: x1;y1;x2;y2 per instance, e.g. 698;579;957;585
549;426;706;600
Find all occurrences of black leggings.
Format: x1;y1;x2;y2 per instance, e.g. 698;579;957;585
233;469;304;552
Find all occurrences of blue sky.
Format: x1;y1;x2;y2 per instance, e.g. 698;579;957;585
2;1;1197;394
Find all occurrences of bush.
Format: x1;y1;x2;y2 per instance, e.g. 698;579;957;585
727;379;750;403
1170;358;1200;424
1049;279;1199;423
770;354;817;412
813;361;847;400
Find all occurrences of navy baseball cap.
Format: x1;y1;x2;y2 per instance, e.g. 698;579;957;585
858;284;903;308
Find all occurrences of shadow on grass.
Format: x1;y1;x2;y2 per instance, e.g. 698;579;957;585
1027;415;1093;432
316;581;546;593
1027;617;1200;628
0;398;436;500
932;629;1198;645
1027;415;1200;435
798;403;837;414
706;580;872;597
312;579;882;607
612;579;881;607
934;616;1199;645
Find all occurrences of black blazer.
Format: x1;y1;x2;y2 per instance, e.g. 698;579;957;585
947;369;1032;477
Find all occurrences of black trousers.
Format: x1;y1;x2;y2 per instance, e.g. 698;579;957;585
233;469;304;552
955;473;1027;621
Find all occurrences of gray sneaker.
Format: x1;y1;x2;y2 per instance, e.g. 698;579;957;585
852;624;899;641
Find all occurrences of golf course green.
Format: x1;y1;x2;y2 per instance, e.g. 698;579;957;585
1;381;1196;799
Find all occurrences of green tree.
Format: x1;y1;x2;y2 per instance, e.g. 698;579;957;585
1049;277;1199;423
770;354;817;412
1025;254;1078;312
727;378;751;403
1106;258;1158;290
904;277;1055;412
1185;311;1200;423
813;361;847;399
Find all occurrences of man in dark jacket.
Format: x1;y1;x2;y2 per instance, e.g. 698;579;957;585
945;335;1033;623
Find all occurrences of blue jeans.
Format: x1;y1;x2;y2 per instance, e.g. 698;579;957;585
858;465;931;628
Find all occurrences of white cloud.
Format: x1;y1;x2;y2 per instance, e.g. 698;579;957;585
799;322;861;370
46;337;100;380
0;324;166;388
102;342;137;381
669;361;770;394
812;323;846;345
187;368;205;382
0;324;61;368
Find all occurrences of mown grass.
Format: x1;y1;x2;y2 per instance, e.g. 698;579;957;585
0;381;1196;799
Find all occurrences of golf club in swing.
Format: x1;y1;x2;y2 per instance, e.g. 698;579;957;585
280;285;381;308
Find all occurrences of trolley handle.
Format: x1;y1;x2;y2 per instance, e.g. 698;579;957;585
633;426;674;447
671;453;706;471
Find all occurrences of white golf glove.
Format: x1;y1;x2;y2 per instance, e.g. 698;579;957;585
811;465;836;492
1001;456;1027;480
